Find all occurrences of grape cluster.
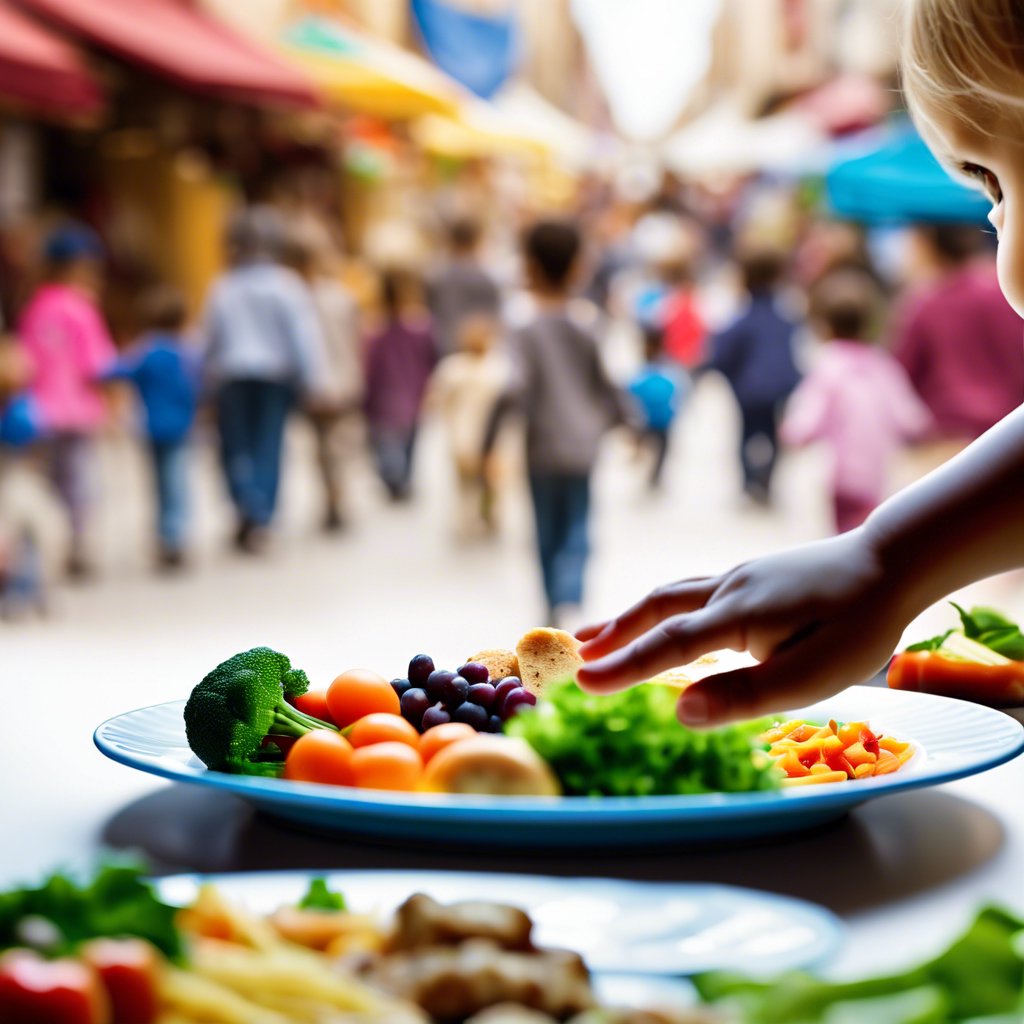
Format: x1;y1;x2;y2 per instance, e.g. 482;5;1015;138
391;654;537;734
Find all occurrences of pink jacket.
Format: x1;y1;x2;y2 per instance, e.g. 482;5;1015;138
781;341;932;503
18;284;116;433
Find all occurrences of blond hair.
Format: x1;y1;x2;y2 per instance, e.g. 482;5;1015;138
902;0;1024;147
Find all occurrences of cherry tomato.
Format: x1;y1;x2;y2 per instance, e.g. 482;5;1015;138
81;938;158;1024
326;670;400;728
291;690;335;725
0;949;109;1024
348;713;419;749
350;742;422;791
418;722;477;764
284;731;355;786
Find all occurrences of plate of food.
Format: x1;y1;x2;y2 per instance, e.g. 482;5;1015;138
93;628;1024;847
0;863;842;1022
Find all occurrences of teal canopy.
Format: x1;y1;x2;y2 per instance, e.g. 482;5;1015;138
826;122;992;225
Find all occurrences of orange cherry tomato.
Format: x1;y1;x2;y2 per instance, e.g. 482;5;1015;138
326;670;399;728
348;713;420;749
291;690;335;725
284;731;355;786
418;722;477;764
350;742;422;791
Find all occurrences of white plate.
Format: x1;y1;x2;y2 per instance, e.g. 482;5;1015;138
154;869;844;977
96;686;1024;847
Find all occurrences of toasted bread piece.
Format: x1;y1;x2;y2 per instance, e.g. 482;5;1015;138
467;648;520;683
646;650;759;688
515;627;584;696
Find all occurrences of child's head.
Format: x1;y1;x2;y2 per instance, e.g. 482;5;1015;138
642;322;665;363
810;269;882;343
522;218;582;296
44;222;104;291
737;245;786;297
379;267;422;320
446;216;483;256
457;313;498;356
136;284;187;337
902;0;1024;314
225;205;285;265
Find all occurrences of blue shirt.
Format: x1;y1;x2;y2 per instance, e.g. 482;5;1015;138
706;294;801;407
108;334;199;444
629;361;689;431
202;262;328;393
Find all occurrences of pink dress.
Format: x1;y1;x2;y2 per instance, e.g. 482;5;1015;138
17;283;116;434
782;341;932;524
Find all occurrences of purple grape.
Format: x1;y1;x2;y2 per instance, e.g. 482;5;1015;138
501;687;537;719
485;714;505;734
440;675;470;707
400;687;431;728
453;701;488;730
494;678;521;701
467;682;497;711
391;678;412;698
458;661;489;684
425;669;456;702
422;703;452;730
408;654;435;687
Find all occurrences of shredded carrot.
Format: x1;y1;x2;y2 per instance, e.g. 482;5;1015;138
761;718;913;786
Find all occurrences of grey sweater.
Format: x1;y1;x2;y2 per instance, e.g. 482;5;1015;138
503;305;629;475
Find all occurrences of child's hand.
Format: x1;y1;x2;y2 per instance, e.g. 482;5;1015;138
576;530;909;728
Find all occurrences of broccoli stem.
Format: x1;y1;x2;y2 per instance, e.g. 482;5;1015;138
270;700;338;738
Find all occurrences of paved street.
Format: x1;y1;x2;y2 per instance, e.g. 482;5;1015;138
6;377;1023;982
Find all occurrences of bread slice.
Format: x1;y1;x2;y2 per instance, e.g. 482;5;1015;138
646;650;759;688
467;648;520;683
516;627;584;695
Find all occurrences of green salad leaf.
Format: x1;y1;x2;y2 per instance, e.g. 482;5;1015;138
908;605;1024;660
505;678;778;797
298;877;346;912
694;905;1024;1023
0;861;183;961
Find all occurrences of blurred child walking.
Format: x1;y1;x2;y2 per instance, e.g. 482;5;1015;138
364;269;436;501
106;286;199;568
17;223;116;576
428;314;508;538
485;219;631;626
781;270;932;533
705;246;802;505
628;323;690;489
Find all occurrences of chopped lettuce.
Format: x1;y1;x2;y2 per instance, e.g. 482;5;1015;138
506;679;778;797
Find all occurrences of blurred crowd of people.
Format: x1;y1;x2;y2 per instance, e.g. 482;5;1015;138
2;169;1022;625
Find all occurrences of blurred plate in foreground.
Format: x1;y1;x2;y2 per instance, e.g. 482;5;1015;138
154;869;843;977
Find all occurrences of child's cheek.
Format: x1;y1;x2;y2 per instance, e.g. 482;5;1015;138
995;215;1024;320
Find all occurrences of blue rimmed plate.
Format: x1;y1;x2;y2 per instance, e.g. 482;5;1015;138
95;686;1023;847
153;868;844;977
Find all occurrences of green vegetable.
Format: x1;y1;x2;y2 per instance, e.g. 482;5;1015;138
907;605;1024;661
0;862;183;962
694;905;1024;1023
183;646;336;776
505;679;778;796
297;878;346;912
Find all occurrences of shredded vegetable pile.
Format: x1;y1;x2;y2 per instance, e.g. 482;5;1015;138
761;719;913;786
507;679;779;797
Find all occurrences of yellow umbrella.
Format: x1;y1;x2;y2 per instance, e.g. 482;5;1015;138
282;16;463;121
412;97;553;160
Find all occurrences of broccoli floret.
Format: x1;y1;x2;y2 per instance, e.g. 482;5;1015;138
184;647;335;775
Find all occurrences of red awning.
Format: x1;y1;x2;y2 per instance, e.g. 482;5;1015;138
0;0;103;115
15;0;319;108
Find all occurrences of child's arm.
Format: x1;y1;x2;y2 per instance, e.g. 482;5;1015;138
778;371;831;447
577;404;1024;726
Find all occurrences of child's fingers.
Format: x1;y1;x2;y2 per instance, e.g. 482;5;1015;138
576;607;743;694
578;578;717;659
676;627;861;729
575;621;609;642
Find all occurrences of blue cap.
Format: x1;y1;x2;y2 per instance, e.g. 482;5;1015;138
44;222;104;265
